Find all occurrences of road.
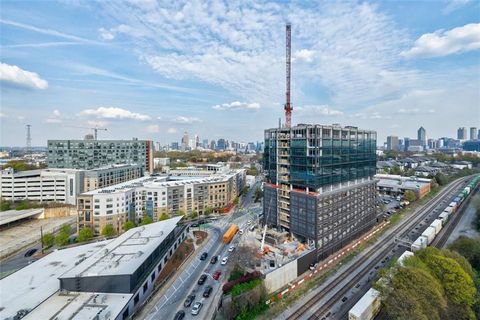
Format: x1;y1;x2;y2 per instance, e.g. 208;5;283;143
0;242;41;279
142;180;262;320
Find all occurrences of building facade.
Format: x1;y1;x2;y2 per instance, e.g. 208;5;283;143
83;164;144;192
386;136;399;151
0;168;84;205
263;124;377;261
47;139;154;174
458;127;467;140
470;127;478;140
77;170;245;235
417;126;426;147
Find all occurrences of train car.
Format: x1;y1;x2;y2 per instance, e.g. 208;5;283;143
430;219;443;235
349;288;381;320
465;187;471;195
412;236;428;252
439;211;450;225
397;251;414;267
422;226;436;245
444;207;453;215
448;202;457;214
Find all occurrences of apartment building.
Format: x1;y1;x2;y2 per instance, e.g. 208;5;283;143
47;139;154;174
83;164;144;191
263;124;377;261
77;169;245;234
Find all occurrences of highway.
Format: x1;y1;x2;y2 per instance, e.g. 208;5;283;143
141;180;262;320
282;176;471;320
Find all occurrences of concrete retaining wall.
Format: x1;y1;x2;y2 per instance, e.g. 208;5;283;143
264;258;297;293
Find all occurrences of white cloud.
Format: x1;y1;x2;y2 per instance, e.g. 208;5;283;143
212;101;260;111
401;23;480;58
17;115;25;121
79;107;151;121
45;109;63;123
167;127;178;134
294;49;315;63
145;124;159;133
443;0;472;14
86;120;108;127
98;27;115;40
0;112;7;118
0;62;48;89
396;108;436;114
171;116;201;124
296;105;344;116
53;109;61;117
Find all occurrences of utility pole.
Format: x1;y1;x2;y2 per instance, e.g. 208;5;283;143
40;225;44;254
26;124;32;157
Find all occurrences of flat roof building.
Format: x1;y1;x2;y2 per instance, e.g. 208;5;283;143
375;174;432;199
263;124;377;261
47;139;154;174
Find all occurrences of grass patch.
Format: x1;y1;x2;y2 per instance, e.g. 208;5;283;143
229;269;244;281
235;300;269;320
231;278;262;297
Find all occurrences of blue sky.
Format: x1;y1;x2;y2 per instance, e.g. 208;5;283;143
1;0;479;147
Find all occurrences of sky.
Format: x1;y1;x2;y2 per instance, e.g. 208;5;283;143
0;0;479;147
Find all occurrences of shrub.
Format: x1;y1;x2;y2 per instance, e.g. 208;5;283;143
77;227;94;242
223;271;262;294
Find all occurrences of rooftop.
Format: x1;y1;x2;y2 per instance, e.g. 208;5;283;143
0;240;112;320
60;216;182;278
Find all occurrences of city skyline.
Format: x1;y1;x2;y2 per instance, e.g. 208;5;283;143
1;1;480;146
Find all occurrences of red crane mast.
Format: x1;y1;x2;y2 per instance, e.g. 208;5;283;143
284;23;292;128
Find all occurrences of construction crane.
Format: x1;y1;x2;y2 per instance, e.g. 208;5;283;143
284;23;292;128
69;126;107;140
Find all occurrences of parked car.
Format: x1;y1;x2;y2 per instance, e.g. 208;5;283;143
228;245;235;252
221;257;228;265
197;274;208;285
210;255;218;264
173;310;185;320
184;294;195;307
203;286;213;298
239;229;244;235
191;302;203;316
200;252;208;260
213;270;222;280
24;248;37;257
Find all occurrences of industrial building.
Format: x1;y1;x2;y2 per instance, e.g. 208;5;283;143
375;174;431;199
47;139;154;174
77;169;245;234
0;217;187;320
263;124;377;261
0;164;144;205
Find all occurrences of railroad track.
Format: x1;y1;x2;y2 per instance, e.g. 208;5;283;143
287;176;471;320
433;185;479;248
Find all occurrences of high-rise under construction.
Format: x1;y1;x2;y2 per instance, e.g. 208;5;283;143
263;124;377;261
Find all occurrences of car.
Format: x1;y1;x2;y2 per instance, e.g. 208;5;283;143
228;245;235;252
210;255;218;264
191;302;203;315
309;263;317;271
249;225;255;231
221;257;228;265
213;270;222;280
342;296;348;302
174;310;186;320
239;229;244;235
24;248;37;257
203;286;213;298
197;274;208;285
247;220;252;225
200;252;208;260
184;294;196;307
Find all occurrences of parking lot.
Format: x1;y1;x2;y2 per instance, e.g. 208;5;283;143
378;194;401;216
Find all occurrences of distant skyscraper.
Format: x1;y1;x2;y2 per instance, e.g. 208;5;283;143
417;127;426;147
457;127;467;140
210;140;216;150
181;131;189;150
202;139;209;149
194;134;200;149
217;138;226;151
386;136;399;151
171;142;179;150
427;139;436;150
470;127;477;140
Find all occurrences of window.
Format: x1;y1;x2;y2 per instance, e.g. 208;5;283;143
151;272;155;282
143;282;148;293
158;263;162;272
134;294;139;305
122;308;129;320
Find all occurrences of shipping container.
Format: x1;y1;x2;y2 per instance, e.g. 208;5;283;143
439;212;450;225
448;202;457;213
422;226;436;245
349;288;381;320
465;187;471;195
397;251;414;267
223;224;238;244
444;207;453;214
411;236;428;252
430;219;443;235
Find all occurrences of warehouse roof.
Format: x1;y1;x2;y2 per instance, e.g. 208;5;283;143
0;240;112;320
60;216;182;278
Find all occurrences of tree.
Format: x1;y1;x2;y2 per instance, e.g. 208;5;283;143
77;227;94;242
159;212;170;221
141;215;153;225
434;173;449;186
448;236;480;272
190;210;198;219
254;187;263;202
234;197;239;205
0;199;11;211
101;224;117;237
55;231;70;247
42;232;55;248
390;165;402;175
204;207;213;216
123;221;136;231
242;186;249;195
177;209;186;216
61;224;72;235
404;190;417;202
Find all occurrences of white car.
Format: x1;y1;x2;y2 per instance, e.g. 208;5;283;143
228;245;235;252
191;302;203;315
247;220;252;225
221;257;228;265
239;229;244;235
